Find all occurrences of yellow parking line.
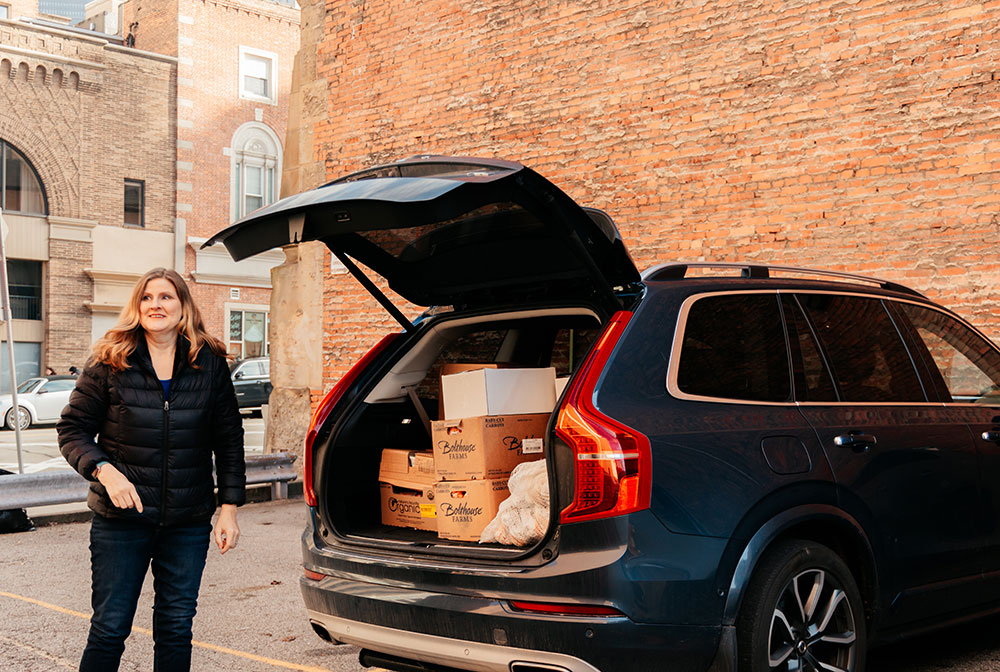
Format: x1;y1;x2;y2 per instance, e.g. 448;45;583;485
0;590;331;672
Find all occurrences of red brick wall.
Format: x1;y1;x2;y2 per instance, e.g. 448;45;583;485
312;0;1000;387
123;0;178;57
174;0;298;342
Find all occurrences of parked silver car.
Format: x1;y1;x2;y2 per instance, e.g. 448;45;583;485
0;375;77;430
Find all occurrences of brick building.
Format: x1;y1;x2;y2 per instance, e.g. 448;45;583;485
0;8;176;387
121;0;300;360
268;0;1000;455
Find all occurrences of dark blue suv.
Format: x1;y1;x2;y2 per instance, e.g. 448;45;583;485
207;156;1000;672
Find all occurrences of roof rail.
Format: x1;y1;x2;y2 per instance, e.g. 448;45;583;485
641;262;925;298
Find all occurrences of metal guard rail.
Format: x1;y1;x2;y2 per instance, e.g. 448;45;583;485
0;452;298;510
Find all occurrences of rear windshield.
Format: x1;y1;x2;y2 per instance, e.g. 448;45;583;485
415;322;599;401
354;203;543;262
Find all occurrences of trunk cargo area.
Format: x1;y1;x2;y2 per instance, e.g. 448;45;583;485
318;307;602;553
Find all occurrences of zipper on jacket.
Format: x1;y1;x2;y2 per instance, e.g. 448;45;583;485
160;399;169;525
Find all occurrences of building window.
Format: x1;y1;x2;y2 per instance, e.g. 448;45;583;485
230;122;281;221
6;259;41;320
0;5;10;18
124;179;144;226
1;141;46;216
239;47;277;104
0;342;40;393
229;309;269;359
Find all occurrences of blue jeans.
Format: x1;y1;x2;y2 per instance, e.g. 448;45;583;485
80;514;212;672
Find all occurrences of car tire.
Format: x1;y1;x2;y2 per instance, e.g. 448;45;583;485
5;406;31;431
737;539;866;672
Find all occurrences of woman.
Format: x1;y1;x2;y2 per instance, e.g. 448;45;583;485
58;267;245;672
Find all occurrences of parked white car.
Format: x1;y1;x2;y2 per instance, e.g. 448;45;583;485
0;375;77;430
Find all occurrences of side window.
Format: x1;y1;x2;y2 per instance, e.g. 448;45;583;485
675;294;791;403
898;303;1000;404
237;362;263;379
41;379;76;393
781;296;837;402
798;295;924;403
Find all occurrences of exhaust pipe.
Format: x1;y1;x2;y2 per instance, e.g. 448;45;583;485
510;664;572;672
309;621;343;644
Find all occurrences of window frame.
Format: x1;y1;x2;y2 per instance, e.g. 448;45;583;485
238;46;277;105
666;289;949;407
793;292;927;404
227;306;270;359
229;122;281;222
0;5;10;19
667;290;796;406
0;141;48;216
123;178;145;227
889;299;1000;405
6;258;42;321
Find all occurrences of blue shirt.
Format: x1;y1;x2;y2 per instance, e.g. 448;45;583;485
160;379;171;399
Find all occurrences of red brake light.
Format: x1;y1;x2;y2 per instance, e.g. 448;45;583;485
556;311;651;523
508;600;625;617
303;568;326;581
304;332;402;507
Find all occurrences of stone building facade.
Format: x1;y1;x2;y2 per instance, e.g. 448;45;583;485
272;0;1000;456
0;0;299;394
0;9;176;385
122;0;300;360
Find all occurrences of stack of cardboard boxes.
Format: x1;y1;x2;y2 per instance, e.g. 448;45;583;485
378;365;558;542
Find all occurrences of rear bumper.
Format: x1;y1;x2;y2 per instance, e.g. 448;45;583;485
301;575;722;672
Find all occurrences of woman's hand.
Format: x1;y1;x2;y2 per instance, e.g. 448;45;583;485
214;504;240;554
96;464;143;513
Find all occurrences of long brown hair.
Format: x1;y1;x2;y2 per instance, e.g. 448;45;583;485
91;268;228;371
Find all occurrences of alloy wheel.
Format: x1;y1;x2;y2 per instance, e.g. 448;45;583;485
7;406;30;430
768;568;857;671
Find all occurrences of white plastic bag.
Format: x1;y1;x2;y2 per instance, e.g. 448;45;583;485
479;460;549;546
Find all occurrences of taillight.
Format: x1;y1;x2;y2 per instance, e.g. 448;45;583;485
556;311;651;523
508;600;625;617
304;332;402;507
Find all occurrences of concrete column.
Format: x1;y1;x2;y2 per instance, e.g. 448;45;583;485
264;241;325;475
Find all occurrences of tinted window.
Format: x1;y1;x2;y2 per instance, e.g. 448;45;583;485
899;303;1000;404
676;294;790;402
781;296;837;402
798;295;924;402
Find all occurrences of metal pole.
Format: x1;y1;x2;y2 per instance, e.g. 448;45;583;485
0;208;24;473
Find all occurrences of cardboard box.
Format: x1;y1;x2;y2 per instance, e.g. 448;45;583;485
438;363;499;419
441;367;556;420
435;478;510;542
555;377;570;398
380;476;437;531
379;448;435;480
431;413;547;481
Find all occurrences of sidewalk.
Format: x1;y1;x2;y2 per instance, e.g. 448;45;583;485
0;498;366;672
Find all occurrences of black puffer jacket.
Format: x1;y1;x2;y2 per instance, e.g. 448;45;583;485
58;336;245;526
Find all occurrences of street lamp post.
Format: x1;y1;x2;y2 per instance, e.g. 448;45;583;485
0;208;24;473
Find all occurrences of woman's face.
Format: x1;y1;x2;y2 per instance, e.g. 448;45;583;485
139;278;183;336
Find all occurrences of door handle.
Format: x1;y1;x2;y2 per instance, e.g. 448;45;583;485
834;433;877;452
982;430;1000;443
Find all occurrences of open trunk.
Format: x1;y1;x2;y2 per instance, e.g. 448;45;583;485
316;306;602;556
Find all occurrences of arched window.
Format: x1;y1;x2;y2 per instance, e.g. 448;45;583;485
1;141;47;216
230;123;281;222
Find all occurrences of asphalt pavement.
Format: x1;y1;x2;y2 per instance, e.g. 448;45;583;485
0;498;367;672
4;420;1000;671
